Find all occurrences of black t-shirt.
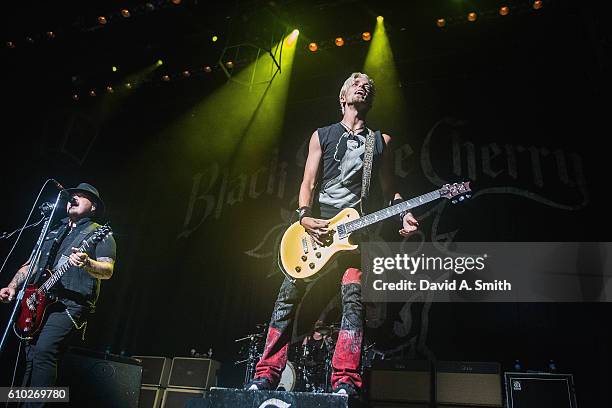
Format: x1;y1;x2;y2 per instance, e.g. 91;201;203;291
317;122;384;217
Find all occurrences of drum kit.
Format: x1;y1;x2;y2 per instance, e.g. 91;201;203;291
235;322;342;393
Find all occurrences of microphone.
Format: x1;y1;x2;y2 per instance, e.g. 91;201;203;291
51;179;77;206
52;179;66;190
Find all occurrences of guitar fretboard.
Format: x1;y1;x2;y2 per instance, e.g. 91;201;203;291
342;190;441;234
36;240;93;295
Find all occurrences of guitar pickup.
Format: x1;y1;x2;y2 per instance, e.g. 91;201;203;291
310;236;318;251
301;237;308;254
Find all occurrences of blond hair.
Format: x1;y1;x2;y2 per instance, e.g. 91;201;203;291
338;72;376;114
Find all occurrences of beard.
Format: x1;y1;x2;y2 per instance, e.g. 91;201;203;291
347;94;371;111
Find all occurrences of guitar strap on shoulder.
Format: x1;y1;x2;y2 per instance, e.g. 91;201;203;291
360;128;376;215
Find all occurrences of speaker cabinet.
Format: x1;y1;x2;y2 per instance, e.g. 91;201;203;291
132;355;172;387
368;360;431;403
436;361;502;407
58;347;143;408
168;357;220;389
504;372;578;408
139;386;162;408
161;388;206;408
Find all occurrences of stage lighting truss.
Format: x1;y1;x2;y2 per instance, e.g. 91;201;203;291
434;0;549;30
218;41;282;89
71;61;221;101
306;32;369;52
4;0;192;49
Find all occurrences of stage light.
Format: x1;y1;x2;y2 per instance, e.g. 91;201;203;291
467;12;477;22
362;32;371;41
89;90;96;97
212;35;218;42
225;60;234;69
121;9;131;18
377;16;384;23
112;66;118;72
499;6;510;16
26;37;34;44
365;4;409;148
145;3;155;11
98;16;107;25
162;75;170;81
436;18;446;28
156;59;163;66
308;42;318;52
125;82;132;89
203;65;212;73
335;37;345;47
6;41;15;49
72;94;79;101
106;86;114;93
182;70;191;77
171;0;182;4
46;31;55;39
533;1;543;10
285;29;299;46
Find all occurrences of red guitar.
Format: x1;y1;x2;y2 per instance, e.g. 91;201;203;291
15;224;112;339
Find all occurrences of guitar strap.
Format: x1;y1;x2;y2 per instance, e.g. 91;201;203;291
360;128;376;215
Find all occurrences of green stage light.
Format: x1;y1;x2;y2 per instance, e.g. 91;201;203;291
156;59;164;66
364;13;408;139
212;35;218;42
161;31;299;174
285;29;299;46
112;66;118;72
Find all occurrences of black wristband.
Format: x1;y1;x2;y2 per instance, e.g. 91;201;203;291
297;206;312;223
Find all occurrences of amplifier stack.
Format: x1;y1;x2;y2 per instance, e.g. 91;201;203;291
134;355;220;408
367;360;503;408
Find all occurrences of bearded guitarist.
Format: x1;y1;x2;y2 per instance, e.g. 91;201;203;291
0;183;116;403
245;73;419;398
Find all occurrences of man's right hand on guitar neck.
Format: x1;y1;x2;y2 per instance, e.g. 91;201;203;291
0;287;16;303
300;217;331;246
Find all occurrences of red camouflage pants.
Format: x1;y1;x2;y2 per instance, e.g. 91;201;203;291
253;268;363;390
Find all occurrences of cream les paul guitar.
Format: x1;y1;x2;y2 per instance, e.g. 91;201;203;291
279;182;471;281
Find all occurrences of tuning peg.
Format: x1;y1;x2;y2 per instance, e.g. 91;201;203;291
452;199;458;204
466;194;471;199
459;196;465;202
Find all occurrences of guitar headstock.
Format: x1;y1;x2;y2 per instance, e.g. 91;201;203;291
90;224;113;244
439;181;472;204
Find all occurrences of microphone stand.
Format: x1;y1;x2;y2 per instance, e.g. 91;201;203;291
0;190;64;355
0;217;46;240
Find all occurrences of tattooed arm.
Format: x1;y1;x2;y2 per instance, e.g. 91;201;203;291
68;248;114;280
83;257;114;280
0;262;30;303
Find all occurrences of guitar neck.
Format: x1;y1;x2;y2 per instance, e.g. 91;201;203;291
38;240;93;294
343;190;441;234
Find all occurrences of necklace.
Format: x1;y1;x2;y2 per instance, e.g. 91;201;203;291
340;121;365;134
